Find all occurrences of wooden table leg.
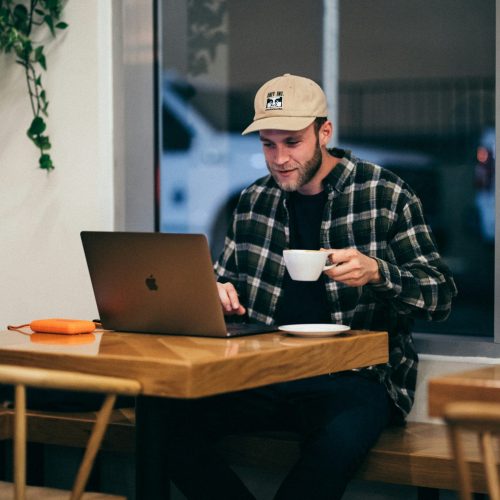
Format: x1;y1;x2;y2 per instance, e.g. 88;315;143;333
136;395;171;500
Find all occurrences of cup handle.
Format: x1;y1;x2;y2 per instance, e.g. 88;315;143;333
322;250;336;271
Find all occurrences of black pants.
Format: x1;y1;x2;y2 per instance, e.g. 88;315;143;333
157;372;392;500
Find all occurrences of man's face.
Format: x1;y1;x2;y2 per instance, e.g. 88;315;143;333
259;123;322;192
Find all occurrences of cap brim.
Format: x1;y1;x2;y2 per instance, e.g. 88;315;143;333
241;116;316;135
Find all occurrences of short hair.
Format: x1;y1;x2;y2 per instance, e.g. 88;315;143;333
313;117;327;134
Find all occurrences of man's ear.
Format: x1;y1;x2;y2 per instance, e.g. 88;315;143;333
319;120;333;147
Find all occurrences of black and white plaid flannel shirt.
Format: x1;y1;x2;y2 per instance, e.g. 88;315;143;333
215;148;457;418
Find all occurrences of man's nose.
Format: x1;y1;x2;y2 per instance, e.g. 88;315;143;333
273;145;290;165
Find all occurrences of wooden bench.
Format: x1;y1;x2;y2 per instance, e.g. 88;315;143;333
0;407;490;498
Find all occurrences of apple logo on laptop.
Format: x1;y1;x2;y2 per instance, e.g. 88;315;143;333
145;274;158;291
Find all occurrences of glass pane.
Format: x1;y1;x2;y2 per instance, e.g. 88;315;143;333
337;0;495;336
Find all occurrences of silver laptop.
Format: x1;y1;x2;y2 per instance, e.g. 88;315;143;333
80;231;277;337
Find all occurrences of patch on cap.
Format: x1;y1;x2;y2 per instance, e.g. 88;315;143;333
266;92;283;110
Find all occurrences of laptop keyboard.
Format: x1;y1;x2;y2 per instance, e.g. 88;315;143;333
225;322;277;336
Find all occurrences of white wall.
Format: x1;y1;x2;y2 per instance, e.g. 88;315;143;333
0;1;114;325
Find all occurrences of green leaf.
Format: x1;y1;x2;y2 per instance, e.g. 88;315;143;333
15;46;27;60
39;153;54;171
13;4;28;19
38;52;46;70
16;46;31;65
13;4;28;33
45;0;60;11
34;45;43;60
44;15;55;36
31;134;51;150
27;116;46;137
37;135;51;150
21;39;32;58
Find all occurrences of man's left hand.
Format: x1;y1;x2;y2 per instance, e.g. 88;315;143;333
322;248;383;287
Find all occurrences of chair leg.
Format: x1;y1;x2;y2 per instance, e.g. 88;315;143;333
70;393;117;500
479;432;500;500
417;487;440;500
14;384;27;500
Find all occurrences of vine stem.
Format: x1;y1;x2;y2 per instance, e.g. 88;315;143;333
29;63;41;115
24;60;37;116
27;0;39;36
27;1;41;117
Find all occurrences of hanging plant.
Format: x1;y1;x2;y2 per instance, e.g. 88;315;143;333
0;0;68;171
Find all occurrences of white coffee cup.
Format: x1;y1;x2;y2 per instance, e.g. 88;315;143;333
283;249;335;281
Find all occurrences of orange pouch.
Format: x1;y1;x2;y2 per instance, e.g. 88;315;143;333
28;319;96;335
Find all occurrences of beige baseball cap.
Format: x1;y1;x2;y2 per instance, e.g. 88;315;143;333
242;74;328;135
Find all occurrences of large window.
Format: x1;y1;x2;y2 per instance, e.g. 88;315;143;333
159;0;495;337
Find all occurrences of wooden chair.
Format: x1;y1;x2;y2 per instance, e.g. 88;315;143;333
444;400;500;500
0;365;141;500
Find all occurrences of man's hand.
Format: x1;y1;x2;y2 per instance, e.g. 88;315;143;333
217;282;247;316
322;248;382;287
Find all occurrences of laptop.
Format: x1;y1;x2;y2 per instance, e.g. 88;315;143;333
80;231;278;338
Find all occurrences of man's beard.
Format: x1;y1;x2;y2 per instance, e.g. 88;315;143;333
267;140;323;192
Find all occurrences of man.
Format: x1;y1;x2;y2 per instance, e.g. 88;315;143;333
166;74;457;500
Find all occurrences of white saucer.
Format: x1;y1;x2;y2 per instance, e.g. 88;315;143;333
278;324;350;337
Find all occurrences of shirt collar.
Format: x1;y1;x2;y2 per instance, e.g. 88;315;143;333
322;148;356;194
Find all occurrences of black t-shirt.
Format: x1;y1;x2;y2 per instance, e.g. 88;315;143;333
275;190;331;325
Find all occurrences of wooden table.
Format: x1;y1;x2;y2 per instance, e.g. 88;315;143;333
0;328;388;498
428;366;500;418
0;329;388;398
